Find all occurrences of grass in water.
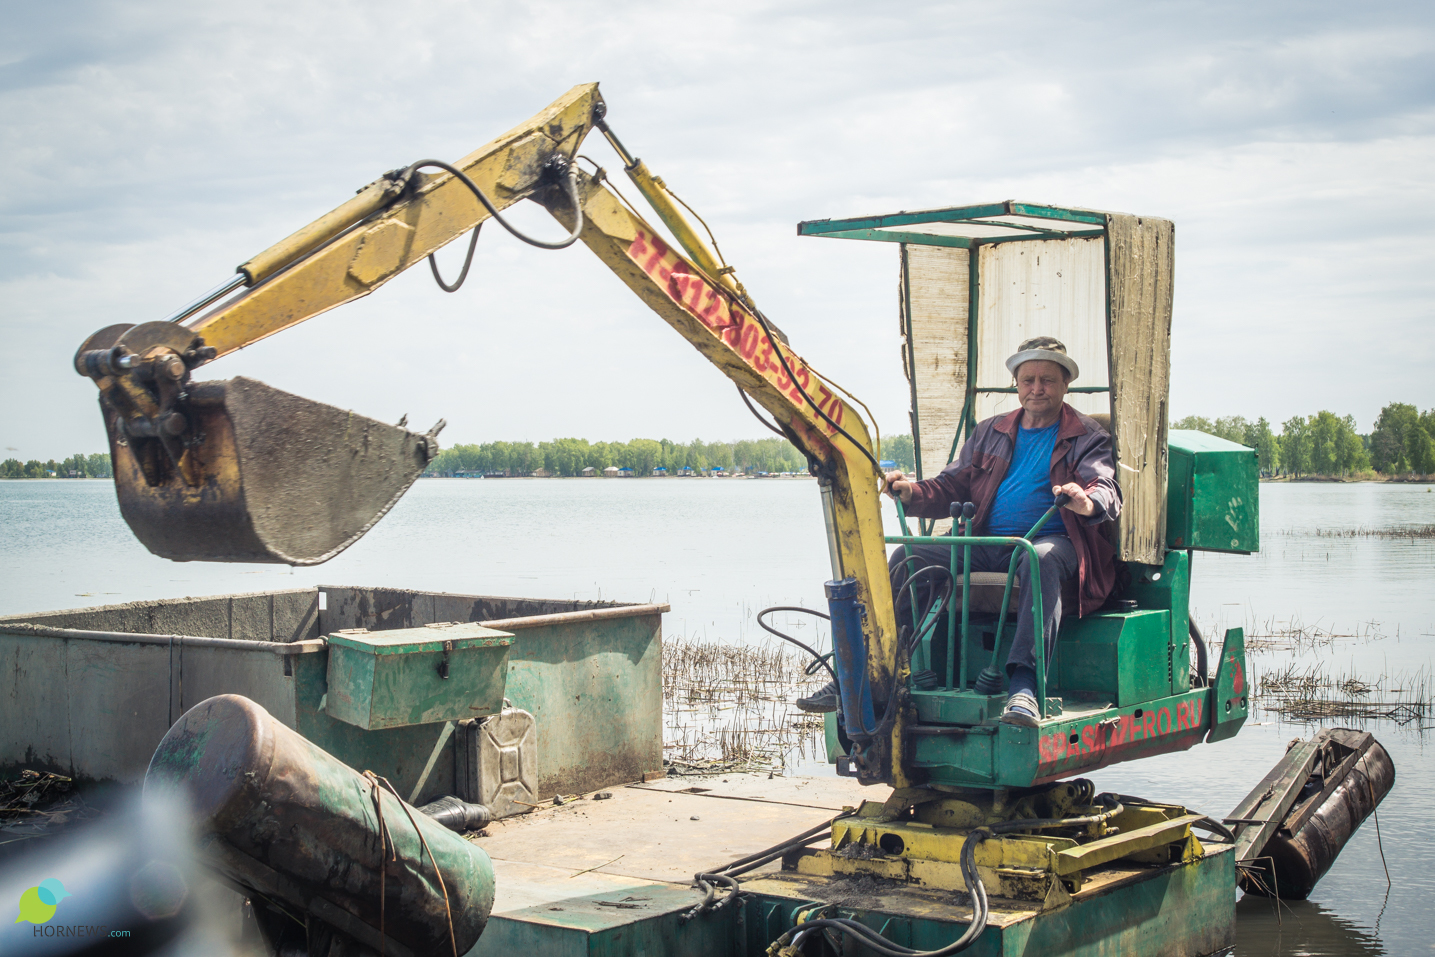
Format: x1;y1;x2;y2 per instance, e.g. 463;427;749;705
1194;611;1397;654
1276;524;1435;540
662;635;828;776
1252;661;1432;725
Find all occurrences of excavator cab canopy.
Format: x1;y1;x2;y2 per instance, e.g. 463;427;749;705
799;201;1175;565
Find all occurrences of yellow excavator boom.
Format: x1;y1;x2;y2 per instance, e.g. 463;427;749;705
72;82;907;786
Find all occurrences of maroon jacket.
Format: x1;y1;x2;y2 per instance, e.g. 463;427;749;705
905;404;1122;617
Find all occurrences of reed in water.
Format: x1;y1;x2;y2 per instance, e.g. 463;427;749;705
1277;524;1435;539
1252;661;1431;725
662;635;827;775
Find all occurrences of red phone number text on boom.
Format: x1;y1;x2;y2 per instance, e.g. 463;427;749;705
628;229;845;433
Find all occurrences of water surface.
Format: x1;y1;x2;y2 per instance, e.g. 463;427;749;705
2;478;1431;955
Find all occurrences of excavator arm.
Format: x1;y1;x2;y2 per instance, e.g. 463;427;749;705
72;82;907;786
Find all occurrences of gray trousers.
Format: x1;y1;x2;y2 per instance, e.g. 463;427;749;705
889;536;1078;677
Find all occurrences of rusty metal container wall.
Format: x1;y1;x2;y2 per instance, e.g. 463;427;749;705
145;694;496;953
1246;740;1396;900
0;587;664;803
974;237;1109;422
0;589;321;783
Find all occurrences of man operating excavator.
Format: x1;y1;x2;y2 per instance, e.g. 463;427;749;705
798;337;1122;726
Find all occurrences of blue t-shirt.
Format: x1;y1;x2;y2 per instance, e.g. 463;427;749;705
986;422;1067;538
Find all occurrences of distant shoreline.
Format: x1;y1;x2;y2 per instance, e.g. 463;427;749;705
1261;474;1435;484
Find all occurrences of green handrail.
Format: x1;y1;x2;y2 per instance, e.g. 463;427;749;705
885;533;1048;717
972;501;1065;702
894;498;941;678
955;507;973;691
889;498;1067;719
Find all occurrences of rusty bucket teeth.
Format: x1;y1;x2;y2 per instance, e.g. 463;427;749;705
107;376;438;565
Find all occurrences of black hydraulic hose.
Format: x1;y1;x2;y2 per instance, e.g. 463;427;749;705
842;564;950;748
785;827;990;956
774;793;1125;957
706;816;840;878
986;792;1123;834
891;563;955;652
683;814;851;923
1192;817;1237;844
1110;792;1155;806
757;606;835;682
428;222;482;292
736;384;787;437
761;564;951;747
751;793;1138;956
402;158;584;251
746;303;885;477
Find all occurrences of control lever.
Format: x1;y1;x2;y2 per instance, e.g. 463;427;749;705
949;500;977;533
972;490;1074;697
1025;491;1071;540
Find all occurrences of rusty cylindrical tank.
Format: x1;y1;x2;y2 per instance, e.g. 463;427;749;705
143;694;495;954
1247;740;1396;901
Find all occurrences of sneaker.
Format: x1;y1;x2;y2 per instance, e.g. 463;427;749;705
1001;691;1040;728
796;680;840;713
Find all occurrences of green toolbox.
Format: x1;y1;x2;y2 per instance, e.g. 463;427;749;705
1166;430;1260;553
325;622;513;730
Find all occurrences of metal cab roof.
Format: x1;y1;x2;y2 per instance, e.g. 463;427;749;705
797;201;1108;248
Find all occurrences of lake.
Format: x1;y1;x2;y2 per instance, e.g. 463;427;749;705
2;477;1432;955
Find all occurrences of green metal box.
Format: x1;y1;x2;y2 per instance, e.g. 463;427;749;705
325;622;513;730
1166;430;1260;553
1056;609;1172;706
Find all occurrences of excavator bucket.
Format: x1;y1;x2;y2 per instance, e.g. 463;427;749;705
105;377;439;565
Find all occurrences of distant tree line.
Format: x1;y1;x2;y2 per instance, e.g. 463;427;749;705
0;453;113;479
21;406;1428;483
426;435;918;477
1172;402;1435;478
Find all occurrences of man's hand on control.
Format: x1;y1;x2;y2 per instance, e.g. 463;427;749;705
884;471;914;504
1054;482;1096;517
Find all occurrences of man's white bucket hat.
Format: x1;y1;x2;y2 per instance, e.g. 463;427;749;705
1005;336;1079;382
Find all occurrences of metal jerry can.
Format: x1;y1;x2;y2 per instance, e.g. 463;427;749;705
456;703;538;818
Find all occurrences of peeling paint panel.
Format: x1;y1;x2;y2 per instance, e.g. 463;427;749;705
901;243;969;486
1107;214;1175;564
65;640;173;782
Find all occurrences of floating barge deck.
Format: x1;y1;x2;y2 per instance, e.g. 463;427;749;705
1;586;1235;956
472;772;1234;956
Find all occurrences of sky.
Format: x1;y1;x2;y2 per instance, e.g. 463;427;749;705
3;0;1433;461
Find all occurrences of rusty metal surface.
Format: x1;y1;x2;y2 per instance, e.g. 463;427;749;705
3;586;664;799
110;377;435;565
1242;733;1395;900
144;693;495;953
318;586;625;633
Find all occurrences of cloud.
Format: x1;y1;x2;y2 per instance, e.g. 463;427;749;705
1;0;1432;460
